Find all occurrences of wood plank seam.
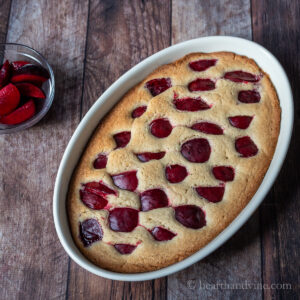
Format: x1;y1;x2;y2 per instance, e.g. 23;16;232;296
4;0;12;43
66;1;171;298
252;0;300;297
169;0;172;46
259;209;266;300
65;1;91;299
79;0;92;121
1;0;91;298
65;258;71;300
250;0;254;40
168;1;262;299
252;3;264;299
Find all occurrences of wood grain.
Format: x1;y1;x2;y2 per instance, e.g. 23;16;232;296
0;0;89;299
67;1;170;299
80;0;171;116
172;0;252;42
169;1;262;299
252;0;300;298
0;0;11;43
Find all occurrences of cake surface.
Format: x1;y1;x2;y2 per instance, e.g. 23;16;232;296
67;52;280;273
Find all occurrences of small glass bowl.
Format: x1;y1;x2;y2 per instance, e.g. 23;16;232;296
0;43;55;134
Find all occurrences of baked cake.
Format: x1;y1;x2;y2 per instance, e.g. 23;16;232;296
67;52;280;273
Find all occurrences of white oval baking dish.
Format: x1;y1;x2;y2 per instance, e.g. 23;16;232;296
53;36;293;281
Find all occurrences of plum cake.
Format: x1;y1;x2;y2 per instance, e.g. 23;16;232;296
67;52;280;273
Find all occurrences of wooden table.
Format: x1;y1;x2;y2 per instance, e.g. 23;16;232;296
0;1;299;299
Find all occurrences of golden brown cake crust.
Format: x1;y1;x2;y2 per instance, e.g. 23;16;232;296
67;52;281;273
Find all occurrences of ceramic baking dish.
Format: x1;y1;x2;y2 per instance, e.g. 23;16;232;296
53;36;293;281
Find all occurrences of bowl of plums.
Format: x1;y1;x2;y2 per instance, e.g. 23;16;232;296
0;43;54;134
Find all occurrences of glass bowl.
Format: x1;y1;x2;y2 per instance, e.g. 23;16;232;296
0;43;55;134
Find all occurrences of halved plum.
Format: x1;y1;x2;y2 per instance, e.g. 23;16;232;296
165;164;188;183
228;115;253;129
196;186;225;203
150;226;176;241
0;60;11;89
109;207;139;232
93;153;108;169
15;82;45;99
173;97;210;112
235;136;258;157
113;131;131;148
191;122;223;135
224;71;260;83
132;106;147;118
80;181;116;210
175;205;206;229
11;60;30;72
189;59;217;72
181;138;211;163
0;83;20;116
114;244;137;254
79;218;103;247
188;78;215;91
212;166;235;182
145;78;171;96
136;151;166;162
238;90;261;103
111;170;138;191
140;189;169;211
150;118;173;138
83;181;117;197
11;64;50;85
0;99;35;125
80;189;108;210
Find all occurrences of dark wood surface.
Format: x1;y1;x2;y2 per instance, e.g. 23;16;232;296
0;1;299;299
